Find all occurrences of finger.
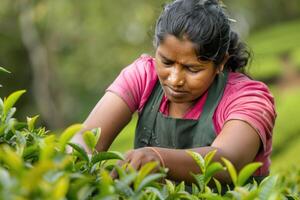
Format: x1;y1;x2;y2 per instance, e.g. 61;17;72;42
124;149;134;160
110;150;137;179
128;157;142;171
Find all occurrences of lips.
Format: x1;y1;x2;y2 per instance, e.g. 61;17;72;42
164;85;188;98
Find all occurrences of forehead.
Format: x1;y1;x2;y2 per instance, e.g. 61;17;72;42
157;34;198;60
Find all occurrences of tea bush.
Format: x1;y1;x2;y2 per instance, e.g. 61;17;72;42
0;69;299;199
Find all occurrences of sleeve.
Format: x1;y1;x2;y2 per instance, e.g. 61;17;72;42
106;55;158;113
222;81;277;151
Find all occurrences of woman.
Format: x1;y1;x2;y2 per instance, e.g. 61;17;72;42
72;0;276;184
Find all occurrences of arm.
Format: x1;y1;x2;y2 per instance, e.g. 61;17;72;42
165;119;260;183
121;119;261;183
71;91;133;152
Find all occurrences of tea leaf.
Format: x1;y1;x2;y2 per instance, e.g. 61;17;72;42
204;149;217;168
0;145;23;175
259;175;278;199
166;192;193;200
213;178;222;195
77;185;96;200
23;144;39;160
23;160;55;191
27;115;39;131
83;130;97;152
113;165;126;180
93;127;101;142
175;181;185;192
134;161;158;191
52;175;69;199
186;150;205;172
115;177;135;197
0;168;11;187
3;90;26;118
165;179;175;193
204;162;225;184
191;183;199;195
68;142;89;162
0;67;11;73
144;187;165;200
136;173;165;192
40;135;56;161
91;151;124;165
190;173;205;192
237;162;262;186
221;157;237;186
58;124;82;152
98;170;114;197
0;98;3;110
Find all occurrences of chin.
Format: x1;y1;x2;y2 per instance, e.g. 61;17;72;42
166;96;188;103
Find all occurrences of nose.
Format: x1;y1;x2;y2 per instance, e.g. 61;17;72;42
167;65;185;87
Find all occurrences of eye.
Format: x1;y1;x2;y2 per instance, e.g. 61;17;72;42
186;67;202;73
161;60;173;66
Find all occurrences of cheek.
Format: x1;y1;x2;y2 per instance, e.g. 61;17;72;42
186;73;214;93
155;64;169;81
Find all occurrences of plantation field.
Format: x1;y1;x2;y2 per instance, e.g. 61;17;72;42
271;135;300;172
247;20;300;82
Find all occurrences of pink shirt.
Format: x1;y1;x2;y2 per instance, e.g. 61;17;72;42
107;54;276;176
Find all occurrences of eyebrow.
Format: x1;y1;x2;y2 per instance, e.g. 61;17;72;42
158;51;203;68
158;52;173;62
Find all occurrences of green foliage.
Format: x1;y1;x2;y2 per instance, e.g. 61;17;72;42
59;124;83;152
0;66;10;74
290;47;300;70
248;56;282;82
248;20;300;56
1;90;26;121
0;90;299;199
247;20;300;82
82;128;100;153
272;89;300;159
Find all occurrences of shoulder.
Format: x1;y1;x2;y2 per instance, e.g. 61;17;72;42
117;54;157;86
216;71;276;140
225;72;274;101
132;54;159;111
130;54;156;73
122;54;157;84
216;72;277;133
221;72;276;116
106;54;158;112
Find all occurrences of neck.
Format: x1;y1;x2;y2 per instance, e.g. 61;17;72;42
169;101;194;118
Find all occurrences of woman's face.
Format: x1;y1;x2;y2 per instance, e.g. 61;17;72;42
155;34;222;104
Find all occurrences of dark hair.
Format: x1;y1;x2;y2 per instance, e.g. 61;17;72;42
154;0;250;72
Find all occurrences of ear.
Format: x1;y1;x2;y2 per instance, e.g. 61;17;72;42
217;53;229;74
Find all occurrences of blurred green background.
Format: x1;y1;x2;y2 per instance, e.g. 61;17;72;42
1;0;300;174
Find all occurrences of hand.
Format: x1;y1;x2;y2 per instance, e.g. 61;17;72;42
110;147;163;179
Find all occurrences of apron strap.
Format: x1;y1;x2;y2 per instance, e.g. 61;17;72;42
192;70;229;146
134;81;164;147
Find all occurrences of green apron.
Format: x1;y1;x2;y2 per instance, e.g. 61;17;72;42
135;71;228;149
134;71;265;191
